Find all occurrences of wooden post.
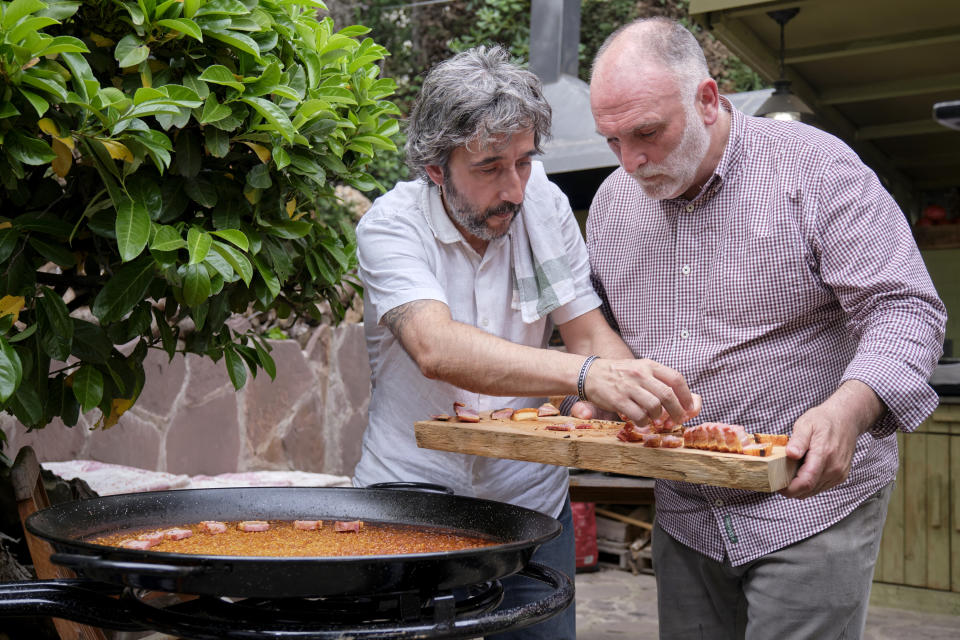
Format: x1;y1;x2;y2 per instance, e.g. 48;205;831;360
11;446;107;640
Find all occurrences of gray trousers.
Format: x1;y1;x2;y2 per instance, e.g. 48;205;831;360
654;482;893;640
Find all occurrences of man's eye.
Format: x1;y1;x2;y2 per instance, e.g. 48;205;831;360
479;166;498;174
606;138;620;148
636;130;656;139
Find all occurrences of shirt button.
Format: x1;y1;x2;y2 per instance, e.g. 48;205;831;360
685;204;694;213
715;499;724;507
680;264;690;275
680;329;689;339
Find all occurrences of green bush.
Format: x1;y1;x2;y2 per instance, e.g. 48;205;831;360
0;0;399;438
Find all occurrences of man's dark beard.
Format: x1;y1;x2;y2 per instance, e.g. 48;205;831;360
442;177;521;241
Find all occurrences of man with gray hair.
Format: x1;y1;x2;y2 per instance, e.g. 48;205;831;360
353;45;699;638
581;17;946;638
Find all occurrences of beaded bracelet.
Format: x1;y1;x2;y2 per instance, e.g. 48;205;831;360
577;355;599;402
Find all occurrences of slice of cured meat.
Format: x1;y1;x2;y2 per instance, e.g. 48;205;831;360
162;528;193;541
294;520;321;530
238;520;270;532
537;402;560;417
491;407;514;420
511;407;539;421
453;402;480;423
334;520;364;533
200;521;227;534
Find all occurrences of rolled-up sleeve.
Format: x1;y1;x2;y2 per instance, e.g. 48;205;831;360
815;151;946;436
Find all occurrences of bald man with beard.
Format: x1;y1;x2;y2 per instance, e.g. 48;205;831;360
577;17;946;640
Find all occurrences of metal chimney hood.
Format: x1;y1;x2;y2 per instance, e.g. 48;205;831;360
530;0;618;174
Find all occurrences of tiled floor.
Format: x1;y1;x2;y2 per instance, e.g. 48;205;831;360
575;567;960;639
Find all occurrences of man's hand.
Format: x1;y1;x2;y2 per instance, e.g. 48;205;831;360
581;358;700;427
780;380;885;500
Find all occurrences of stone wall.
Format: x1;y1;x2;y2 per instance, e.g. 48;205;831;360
0;323;371;479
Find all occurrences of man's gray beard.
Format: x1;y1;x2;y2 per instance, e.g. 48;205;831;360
443;177;521;241
632;103;710;200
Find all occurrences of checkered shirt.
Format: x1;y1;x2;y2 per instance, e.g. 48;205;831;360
587;101;946;565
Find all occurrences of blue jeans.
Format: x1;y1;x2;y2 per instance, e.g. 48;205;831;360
487;495;576;640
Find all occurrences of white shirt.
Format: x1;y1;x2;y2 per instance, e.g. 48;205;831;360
353;162;600;517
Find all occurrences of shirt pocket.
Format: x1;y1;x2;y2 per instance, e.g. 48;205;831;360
707;233;814;329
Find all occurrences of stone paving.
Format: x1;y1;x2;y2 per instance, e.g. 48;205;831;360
575;567;960;640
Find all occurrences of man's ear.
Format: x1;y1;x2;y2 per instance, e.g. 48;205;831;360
696;78;721;125
424;165;444;187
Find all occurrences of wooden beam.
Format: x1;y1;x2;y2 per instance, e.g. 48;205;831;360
785;26;960;64
857;119;947;141
819;73;960;106
708;16;915;201
721;0;823;20
893;152;960;169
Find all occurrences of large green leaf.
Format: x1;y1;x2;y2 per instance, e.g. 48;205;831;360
0;336;23;404
91;255;155;323
223;344;246;390
157;17;203;41
116;199;150;261
210;229;248;250
240;97;294;142
198;65;244;91
187;226;212;264
37;287;74;361
150;224;186;251
115;34;150;68
28;237;76;268
70;319;113;364
4;130;56;165
182;262;211;307
72;364;103;413
211;240;252;285
2;0;46;30
204;29;260;59
9;381;41;426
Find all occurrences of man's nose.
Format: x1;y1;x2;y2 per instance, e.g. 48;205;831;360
499;168;526;204
620;143;647;174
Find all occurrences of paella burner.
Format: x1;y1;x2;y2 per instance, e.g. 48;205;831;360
0;562;571;639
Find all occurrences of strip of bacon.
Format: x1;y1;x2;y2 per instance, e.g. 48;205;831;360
430;413;451;421
334;520;364;533
537;402;560;417
616;420;652;442
200;521;227;534
511;407;539;421
754;433;789;446
453;402;479;423
641;433;662;447
294;520;321;530
238;520;270;532
660;434;684;448
743;442;773;456
137;531;164;545
162;528;193;541
120;539;155;550
545;423;574;431
491;407;514;420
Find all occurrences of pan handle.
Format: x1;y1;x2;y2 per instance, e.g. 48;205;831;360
50;553;211;577
366;481;454;495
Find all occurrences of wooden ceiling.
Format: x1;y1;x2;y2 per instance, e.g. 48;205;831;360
688;0;960;204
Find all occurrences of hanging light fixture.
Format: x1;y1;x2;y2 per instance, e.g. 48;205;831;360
754;8;815;123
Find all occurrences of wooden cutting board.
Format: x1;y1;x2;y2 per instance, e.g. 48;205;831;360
414;416;797;493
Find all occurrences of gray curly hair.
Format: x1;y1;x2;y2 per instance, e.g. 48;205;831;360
404;45;552;181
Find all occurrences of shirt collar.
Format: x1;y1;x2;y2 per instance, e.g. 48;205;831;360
421;180;463;245
674;95;743;204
